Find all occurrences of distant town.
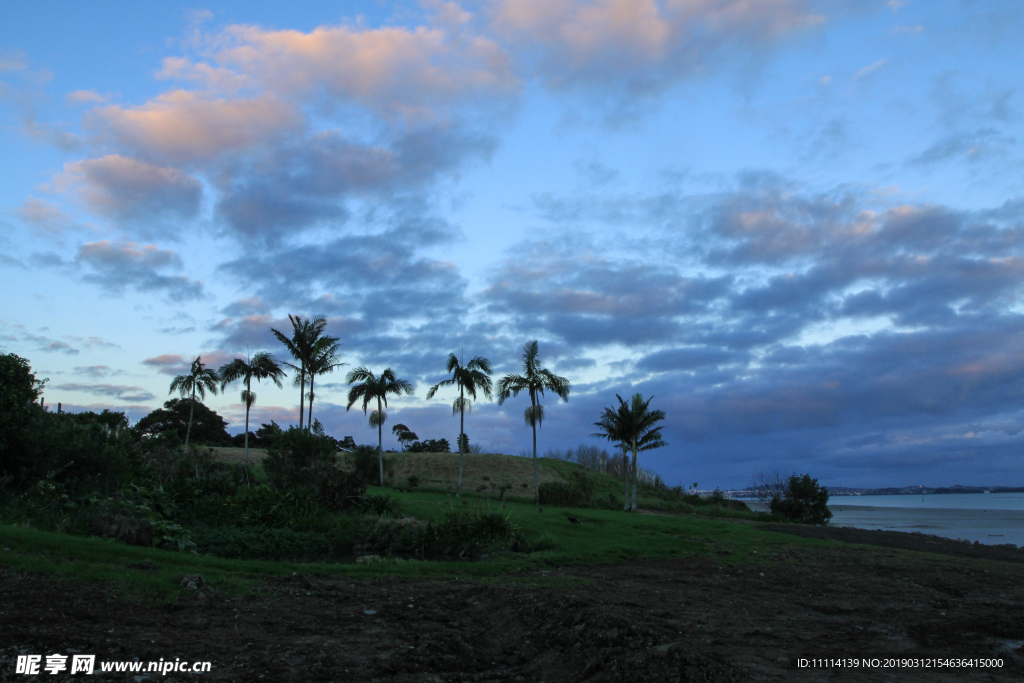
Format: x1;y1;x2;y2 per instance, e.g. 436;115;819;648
725;484;1024;498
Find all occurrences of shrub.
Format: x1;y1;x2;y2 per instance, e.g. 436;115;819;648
226;486;334;530
360;493;404;518
319;470;366;511
0;353;45;481
192;525;354;562
770;474;832;525
351;445;394;484
263;425;337;491
408;439;451;453
538;470;595;508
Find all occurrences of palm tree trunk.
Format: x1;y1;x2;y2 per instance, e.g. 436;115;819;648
244;376;251;465
622;446;629;511
185;385;195;447
377;396;384;487
531;394;539;505
457;384;465;497
308;375;314;430
631;437;638;512
298;364;305;429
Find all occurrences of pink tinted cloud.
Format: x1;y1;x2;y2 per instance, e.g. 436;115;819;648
88;91;299;163
489;0;824;95
211;22;516;119
59;155;201;222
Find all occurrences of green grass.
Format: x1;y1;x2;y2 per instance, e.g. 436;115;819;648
0;486;825;600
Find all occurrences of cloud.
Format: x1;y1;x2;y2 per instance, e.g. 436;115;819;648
58;155;202;227
72;365;123;379
143;353;190;376
853;58;887;79
65;90;106;105
15;198;83;237
87;93;299;164
906;128;1016;168
487;0;824;111
52;383;156;402
76;240;204;301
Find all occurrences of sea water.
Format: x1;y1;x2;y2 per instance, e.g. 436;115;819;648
746;493;1024;547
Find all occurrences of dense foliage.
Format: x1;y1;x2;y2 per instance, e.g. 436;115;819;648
135;399;231;446
770;474;832;525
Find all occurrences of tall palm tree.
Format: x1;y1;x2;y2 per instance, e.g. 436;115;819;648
219;351;286;464
592;398;632;511
496;340;571;504
426;352;493;497
168;356;220;447
271;314;327;429
346;367;414;486
305;335;344;430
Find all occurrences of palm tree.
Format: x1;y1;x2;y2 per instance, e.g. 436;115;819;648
426;352;493;497
346;367;414;486
219;351;286;464
305;335;344;429
168;356;220;447
622;393;668;511
496;340;571;504
592;399;632;511
270;314;327;429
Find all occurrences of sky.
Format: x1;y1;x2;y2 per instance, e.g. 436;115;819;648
2;0;1023;490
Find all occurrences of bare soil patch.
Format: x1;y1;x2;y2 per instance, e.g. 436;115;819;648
3;538;1022;681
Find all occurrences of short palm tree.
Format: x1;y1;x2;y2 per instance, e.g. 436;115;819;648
271;314;327;429
168;356;220;447
496;340;570;504
620;393;668;511
305;336;344;429
426;352;493;496
346;367;414;486
592;399;632;511
219;351;286;464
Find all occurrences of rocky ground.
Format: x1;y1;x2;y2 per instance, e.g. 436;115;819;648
2;526;1022;682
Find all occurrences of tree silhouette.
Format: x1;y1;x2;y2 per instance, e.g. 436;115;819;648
271;314;327;430
345;367;414;486
615;393;667;511
496;341;570;504
426;352;492;496
305;335;344;430
592;398;633;511
168;356;219;447
219;351;286;463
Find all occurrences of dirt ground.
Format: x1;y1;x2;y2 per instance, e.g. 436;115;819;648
2;526;1023;682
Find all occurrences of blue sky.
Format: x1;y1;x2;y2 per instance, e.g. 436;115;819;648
2;0;1023;489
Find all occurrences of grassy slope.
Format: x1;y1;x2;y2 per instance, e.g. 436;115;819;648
0;482;821;601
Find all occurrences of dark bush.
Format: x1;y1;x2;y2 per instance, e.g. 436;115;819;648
319;470;366;511
770;474;832;525
192;525;354;562
360;493;404;518
538;470;595;508
0;353;45;480
351;445;394;484
263;425;337;491
408;439;451;453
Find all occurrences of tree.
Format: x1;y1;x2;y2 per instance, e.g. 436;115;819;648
219;351;286;464
391;423;418;451
136;398;231;445
270;314;327;430
168;356;220;447
305;335;344;430
345;367;414;486
770;474;832;525
426;352;493;497
496;341;571;504
592;394;667;512
592;399;632;511
621;393;667;512
0;353;46;479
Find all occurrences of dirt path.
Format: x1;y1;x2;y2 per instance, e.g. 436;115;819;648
2;539;1022;682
